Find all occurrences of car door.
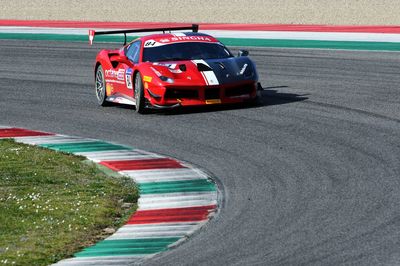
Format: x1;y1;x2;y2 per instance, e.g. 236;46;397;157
123;40;141;97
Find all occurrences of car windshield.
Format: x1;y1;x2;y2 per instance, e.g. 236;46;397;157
142;42;233;62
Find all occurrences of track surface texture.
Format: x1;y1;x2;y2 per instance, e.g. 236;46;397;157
1;40;400;265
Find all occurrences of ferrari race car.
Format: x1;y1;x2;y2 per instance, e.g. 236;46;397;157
90;24;261;113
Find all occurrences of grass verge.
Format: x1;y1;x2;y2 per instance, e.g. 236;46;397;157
0;139;138;265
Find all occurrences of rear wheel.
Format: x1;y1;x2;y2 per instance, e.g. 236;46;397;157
134;73;146;113
95;65;109;106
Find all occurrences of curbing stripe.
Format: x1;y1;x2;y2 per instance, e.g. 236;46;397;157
127;205;216;225
138;200;218;211
99;158;185;171
5;27;400;42
74;248;167;257
138;179;216;194
0;32;399;51
122;168;209;183
1;21;400;51
39;141;132;153
116;223;203;233
15;135;96;144
75;150;164;162
0;127;54;138
55;257;147;266
0;127;219;264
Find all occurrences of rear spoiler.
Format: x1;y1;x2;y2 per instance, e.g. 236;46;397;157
89;24;199;45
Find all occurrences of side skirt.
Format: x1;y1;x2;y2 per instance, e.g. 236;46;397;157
106;93;136;106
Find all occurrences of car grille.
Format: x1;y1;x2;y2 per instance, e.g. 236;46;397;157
225;84;254;97
165;88;199;99
204;88;220;99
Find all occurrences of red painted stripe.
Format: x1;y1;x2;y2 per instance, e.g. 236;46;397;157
127;205;216;224
0;128;54;138
99;158;185;171
1;20;400;33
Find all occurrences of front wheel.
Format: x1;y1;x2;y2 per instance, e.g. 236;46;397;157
252;82;264;106
95;65;109;106
134;73;146;114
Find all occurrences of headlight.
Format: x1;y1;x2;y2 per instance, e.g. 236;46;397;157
159;76;174;84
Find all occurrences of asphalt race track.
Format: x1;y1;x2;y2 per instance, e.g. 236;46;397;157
1;40;400;265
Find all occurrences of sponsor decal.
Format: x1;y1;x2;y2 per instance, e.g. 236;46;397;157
105;69;125;81
106;84;114;95
159;36;213;44
205;99;221;104
143;76;153;82
105;79;125;85
239;64;248;75
125;68;133;89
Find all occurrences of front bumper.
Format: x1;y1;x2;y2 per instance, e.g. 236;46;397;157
145;81;258;108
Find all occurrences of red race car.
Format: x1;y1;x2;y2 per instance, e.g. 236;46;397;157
90;25;261;113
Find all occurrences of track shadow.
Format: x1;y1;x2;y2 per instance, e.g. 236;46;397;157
109;85;308;115
157;85;308;115
261;86;309;106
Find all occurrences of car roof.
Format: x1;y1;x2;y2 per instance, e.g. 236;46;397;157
137;32;220;45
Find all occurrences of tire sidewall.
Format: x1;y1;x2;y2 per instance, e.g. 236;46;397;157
134;73;145;113
95;65;107;106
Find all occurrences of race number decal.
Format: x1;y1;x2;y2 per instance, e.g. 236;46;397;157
125;68;133;89
143;39;167;48
144;40;156;47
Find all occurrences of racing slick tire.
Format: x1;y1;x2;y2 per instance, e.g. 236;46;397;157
134;72;146;114
95;65;109;106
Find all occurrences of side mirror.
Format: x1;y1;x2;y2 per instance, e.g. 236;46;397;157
110;55;132;67
238;50;249;57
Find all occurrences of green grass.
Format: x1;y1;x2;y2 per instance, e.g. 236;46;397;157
0;139;139;265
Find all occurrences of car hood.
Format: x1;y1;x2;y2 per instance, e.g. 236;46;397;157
148;57;258;86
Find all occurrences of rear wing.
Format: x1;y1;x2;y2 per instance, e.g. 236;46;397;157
89;24;199;45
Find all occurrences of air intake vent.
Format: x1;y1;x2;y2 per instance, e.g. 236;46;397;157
215;62;225;70
197;63;213;72
179;64;187;71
